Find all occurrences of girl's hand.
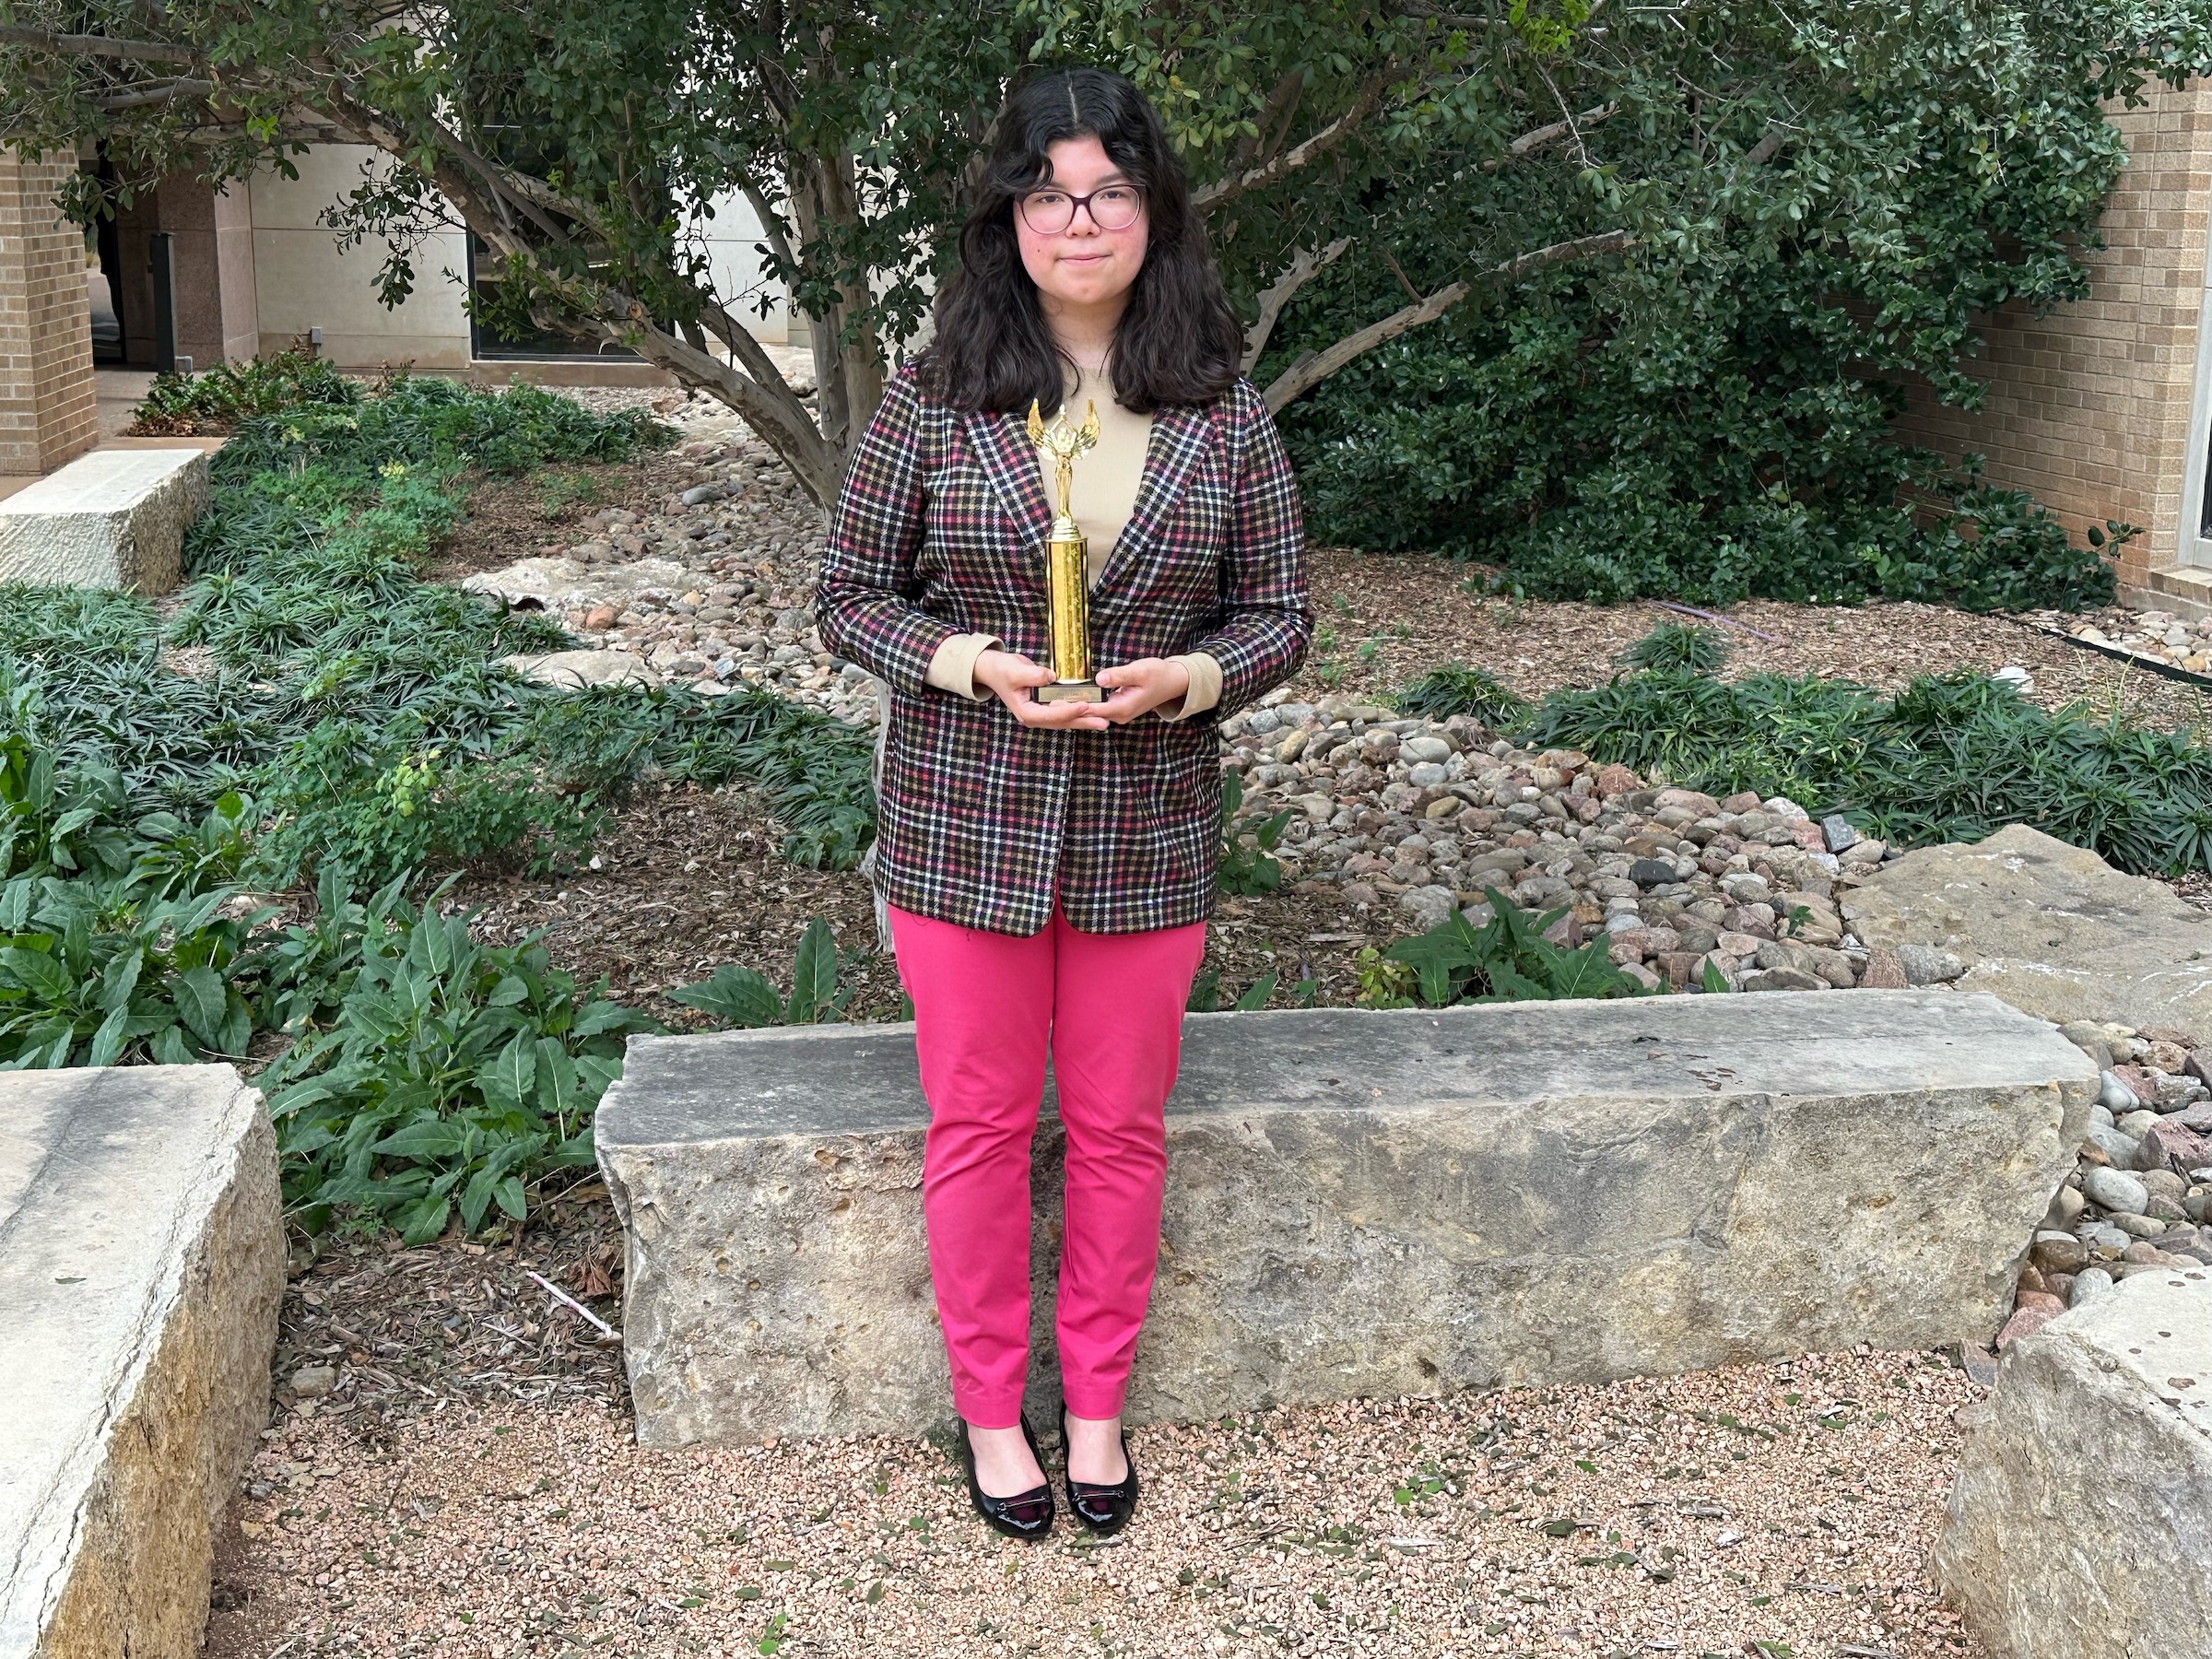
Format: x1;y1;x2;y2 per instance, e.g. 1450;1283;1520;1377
973;648;1113;730
1093;656;1191;724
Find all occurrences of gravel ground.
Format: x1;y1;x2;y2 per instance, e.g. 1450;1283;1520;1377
206;1322;1985;1659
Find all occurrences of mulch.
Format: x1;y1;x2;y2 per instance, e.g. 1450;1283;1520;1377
419;447;699;584
451;785;1381;1029
1292;545;2212;731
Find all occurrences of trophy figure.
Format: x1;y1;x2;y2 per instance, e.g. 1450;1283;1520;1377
1025;394;1105;703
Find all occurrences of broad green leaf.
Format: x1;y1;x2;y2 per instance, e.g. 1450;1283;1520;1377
785;919;839;1025
172;965;226;1046
150;1023;196;1065
0;947;72;1004
86;1002;133;1068
394;1194;451;1247
670;965;783;1029
535;1038;578;1117
1232;971;1277;1011
477;1033;537;1112
98;947;143;1017
374;1120;466;1159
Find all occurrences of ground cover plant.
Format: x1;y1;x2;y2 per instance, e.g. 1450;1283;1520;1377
127;347;363;435
0;371;879;1244
1516;651;2212;877
1359;886;1660;1008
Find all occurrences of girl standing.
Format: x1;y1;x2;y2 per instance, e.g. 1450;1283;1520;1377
816;64;1311;1538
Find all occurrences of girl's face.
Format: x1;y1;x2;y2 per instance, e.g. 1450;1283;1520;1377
1014;135;1149;327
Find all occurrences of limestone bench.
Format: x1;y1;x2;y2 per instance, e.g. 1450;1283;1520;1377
0;1067;282;1659
0;448;211;594
595;989;2095;1446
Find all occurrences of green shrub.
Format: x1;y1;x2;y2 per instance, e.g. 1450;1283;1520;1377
1263;0;2159;614
130;349;362;435
669;918;852;1027
260;878;658;1242
1619;622;1728;674
1392;663;1529;725
248;721;603;889
1217;770;1293;895
0;740;264;1067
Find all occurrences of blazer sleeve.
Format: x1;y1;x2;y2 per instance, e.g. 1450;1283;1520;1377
1183;380;1313;719
815;363;964;697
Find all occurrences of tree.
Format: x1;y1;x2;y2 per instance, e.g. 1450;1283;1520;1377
1264;2;2212;608
4;0;2205;536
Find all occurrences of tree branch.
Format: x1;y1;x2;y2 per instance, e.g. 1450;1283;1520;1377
0;25;199;65
1386;0;1506;29
1481;103;1617;171
1241;235;1354;373
1258;229;1636;412
1194;58;1406;213
88;78;215;112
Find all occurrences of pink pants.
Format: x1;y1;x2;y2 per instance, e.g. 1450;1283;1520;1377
885;901;1208;1427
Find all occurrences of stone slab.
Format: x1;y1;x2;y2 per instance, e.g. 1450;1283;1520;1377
1842;824;2212;1045
596;989;2094;1445
0;448;210;594
1933;1268;2212;1659
0;1067;284;1659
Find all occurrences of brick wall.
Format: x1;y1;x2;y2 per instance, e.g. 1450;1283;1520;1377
1892;79;2212;599
0;149;98;476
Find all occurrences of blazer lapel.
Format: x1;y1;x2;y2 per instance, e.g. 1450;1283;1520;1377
1096;403;1212;594
964;406;1053;559
962;400;1217;594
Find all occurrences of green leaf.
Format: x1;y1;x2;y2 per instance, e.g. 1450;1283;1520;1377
0;947;72;1004
786;918;838;1024
459;1165;497;1232
1231;971;1277;1011
98;947;143;1017
374;1119;466;1159
86;1001;134;1068
171;965;227;1046
394;1194;451;1246
670;964;783;1029
532;1037;575;1112
477;1032;537;1112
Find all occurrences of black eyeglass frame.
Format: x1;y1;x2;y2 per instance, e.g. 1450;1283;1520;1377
1016;182;1147;235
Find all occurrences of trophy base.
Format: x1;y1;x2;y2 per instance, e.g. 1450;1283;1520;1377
1035;680;1106;704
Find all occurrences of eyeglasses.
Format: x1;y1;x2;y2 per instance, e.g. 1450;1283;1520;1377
1017;183;1144;235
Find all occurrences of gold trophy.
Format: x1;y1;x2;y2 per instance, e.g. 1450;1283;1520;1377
1025;394;1105;702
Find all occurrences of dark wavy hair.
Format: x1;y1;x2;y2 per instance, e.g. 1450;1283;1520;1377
912;65;1246;418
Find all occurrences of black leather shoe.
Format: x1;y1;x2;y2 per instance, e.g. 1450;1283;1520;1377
956;1413;1054;1540
1059;1406;1139;1535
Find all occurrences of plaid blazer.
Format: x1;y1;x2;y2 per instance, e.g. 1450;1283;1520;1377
817;359;1312;936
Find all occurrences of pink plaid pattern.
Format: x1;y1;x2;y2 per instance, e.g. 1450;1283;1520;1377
818;360;1311;935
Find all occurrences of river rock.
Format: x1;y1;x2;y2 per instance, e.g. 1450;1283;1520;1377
2081;1166;2150;1216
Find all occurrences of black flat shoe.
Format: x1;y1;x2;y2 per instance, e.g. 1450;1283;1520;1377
956;1412;1054;1540
1059;1406;1139;1536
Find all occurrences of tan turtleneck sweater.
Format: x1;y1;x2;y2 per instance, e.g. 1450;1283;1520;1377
924;358;1223;719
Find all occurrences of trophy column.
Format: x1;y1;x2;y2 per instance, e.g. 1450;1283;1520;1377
1028;395;1106;704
